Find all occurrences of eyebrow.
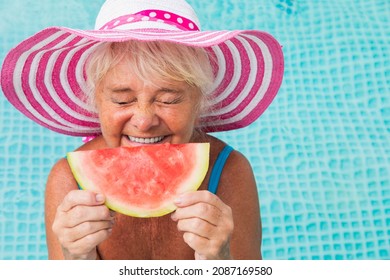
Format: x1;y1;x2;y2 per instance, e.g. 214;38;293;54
107;86;184;94
157;87;183;94
110;87;133;93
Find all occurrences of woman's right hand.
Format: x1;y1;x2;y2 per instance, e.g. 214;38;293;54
51;190;115;260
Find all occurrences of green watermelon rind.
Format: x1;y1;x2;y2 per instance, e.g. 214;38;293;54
67;143;210;218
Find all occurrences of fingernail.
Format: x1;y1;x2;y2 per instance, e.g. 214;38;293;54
174;196;182;205
96;194;104;202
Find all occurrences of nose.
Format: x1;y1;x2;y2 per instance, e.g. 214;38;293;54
130;104;159;131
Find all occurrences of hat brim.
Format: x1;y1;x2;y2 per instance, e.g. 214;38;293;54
1;27;284;136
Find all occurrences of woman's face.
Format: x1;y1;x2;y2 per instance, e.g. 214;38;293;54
95;61;201;148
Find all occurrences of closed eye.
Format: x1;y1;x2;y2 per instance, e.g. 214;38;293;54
112;98;137;105
156;97;182;105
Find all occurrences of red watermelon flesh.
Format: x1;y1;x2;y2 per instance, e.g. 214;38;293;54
66;143;210;217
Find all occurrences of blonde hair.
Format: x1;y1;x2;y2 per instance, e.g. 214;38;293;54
85;40;214;114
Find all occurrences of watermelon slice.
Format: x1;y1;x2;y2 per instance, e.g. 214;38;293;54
66;143;210;217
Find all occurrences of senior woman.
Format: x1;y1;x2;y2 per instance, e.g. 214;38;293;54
0;0;284;259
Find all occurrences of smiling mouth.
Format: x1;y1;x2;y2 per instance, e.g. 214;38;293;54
127;135;165;144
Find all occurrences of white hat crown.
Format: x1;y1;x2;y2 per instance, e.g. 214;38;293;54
95;0;201;31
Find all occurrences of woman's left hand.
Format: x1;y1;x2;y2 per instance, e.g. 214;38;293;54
171;190;234;260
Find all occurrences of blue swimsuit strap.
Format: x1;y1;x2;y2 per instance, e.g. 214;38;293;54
207;145;234;194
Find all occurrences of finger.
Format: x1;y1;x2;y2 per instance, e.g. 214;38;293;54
65;204;113;228
64;228;113;257
175;190;225;210
176;217;213;238
109;210;116;217
182;232;208;254
63;219;114;243
195;252;207;260
172;202;221;226
59;190;105;212
183;232;231;260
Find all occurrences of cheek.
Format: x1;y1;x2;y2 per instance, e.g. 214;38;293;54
98;106;130;135
164;106;199;132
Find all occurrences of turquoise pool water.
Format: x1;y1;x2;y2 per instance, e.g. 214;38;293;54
0;0;389;259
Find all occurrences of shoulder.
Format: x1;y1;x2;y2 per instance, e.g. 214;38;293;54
46;135;106;194
47;135;108;192
219;148;256;195
205;134;254;178
45;157;77;207
202;133;256;194
204;135;258;209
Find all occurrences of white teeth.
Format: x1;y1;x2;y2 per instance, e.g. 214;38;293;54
127;136;164;144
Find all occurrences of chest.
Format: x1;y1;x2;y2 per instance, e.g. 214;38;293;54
97;213;194;259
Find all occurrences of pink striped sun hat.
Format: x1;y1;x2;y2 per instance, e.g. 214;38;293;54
0;0;284;137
